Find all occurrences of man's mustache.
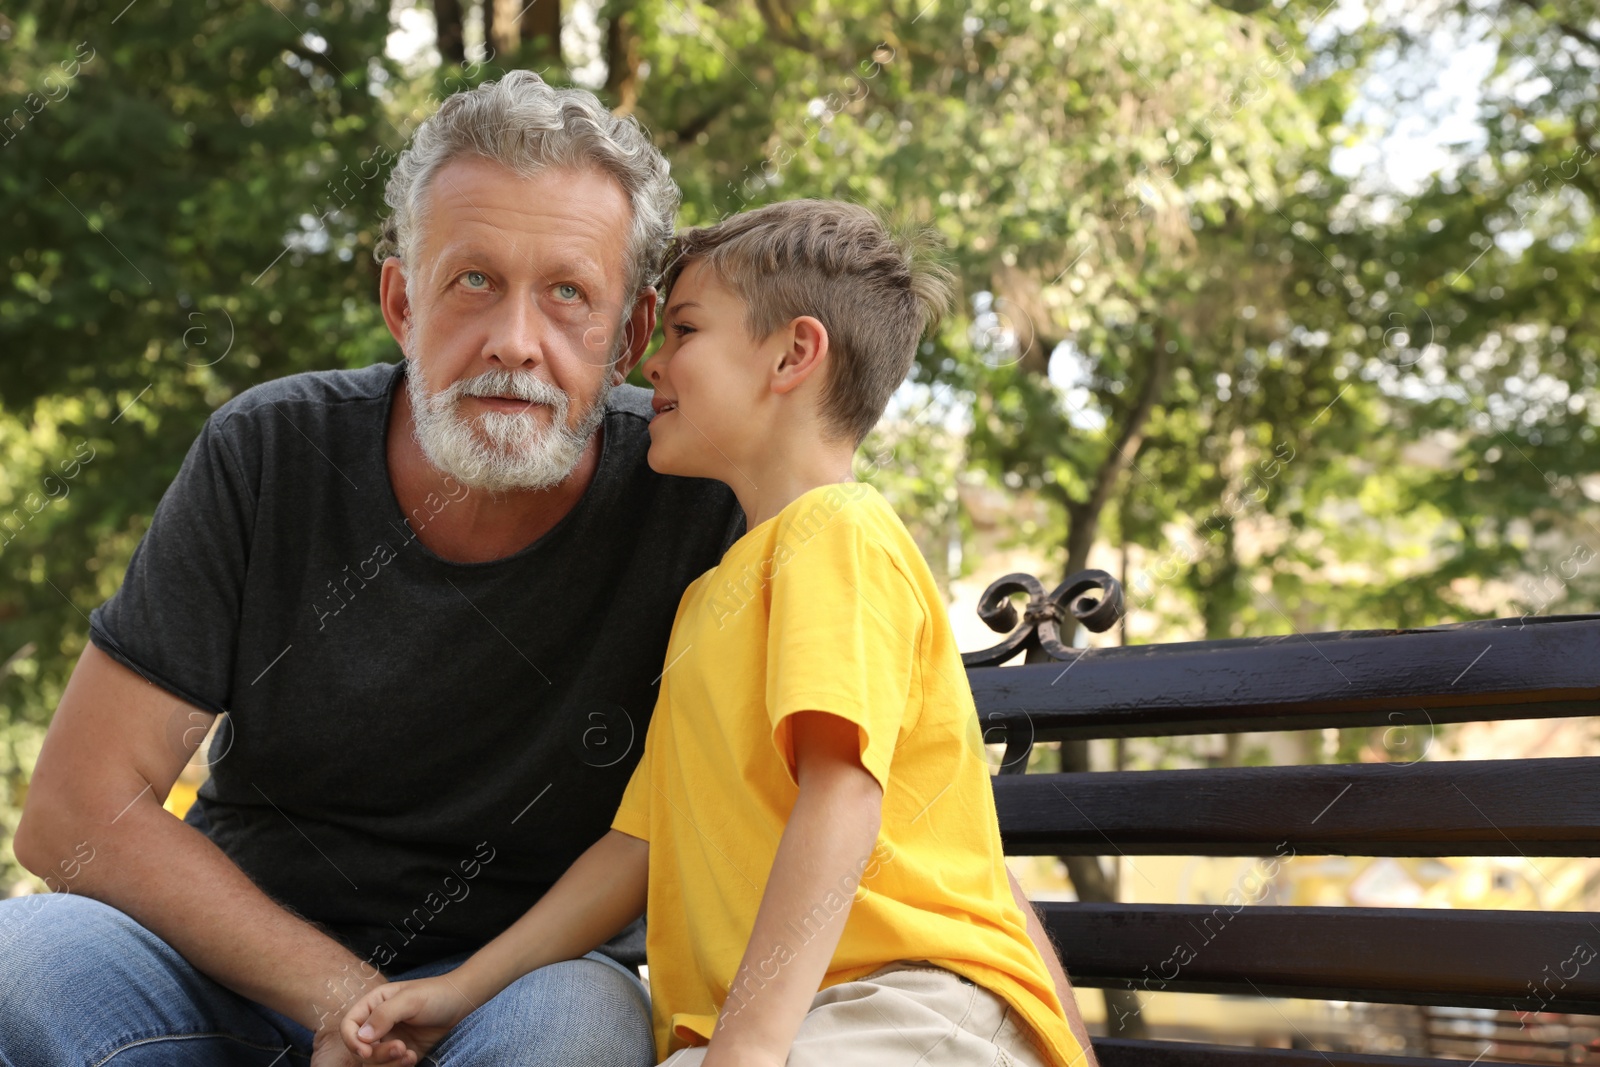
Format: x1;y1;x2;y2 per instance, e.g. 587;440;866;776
444;370;567;408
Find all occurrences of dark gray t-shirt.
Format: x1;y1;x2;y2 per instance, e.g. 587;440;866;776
88;360;743;973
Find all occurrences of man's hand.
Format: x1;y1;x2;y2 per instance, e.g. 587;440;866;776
311;1026;378;1067
340;976;476;1065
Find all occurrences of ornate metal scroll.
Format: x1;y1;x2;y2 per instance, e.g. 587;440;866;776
961;569;1125;774
960;569;1125;669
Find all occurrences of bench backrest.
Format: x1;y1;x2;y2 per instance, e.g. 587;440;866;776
964;569;1600;1066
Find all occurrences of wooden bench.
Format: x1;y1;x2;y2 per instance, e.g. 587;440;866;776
963;569;1600;1066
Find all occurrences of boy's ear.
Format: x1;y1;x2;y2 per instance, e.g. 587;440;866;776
770;315;829;396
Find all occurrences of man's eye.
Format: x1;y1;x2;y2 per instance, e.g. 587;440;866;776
461;271;489;289
556;284;582;301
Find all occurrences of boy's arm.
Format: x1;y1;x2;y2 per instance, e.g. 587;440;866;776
343;829;649;1062
452;828;649;1004
705;711;882;1067
349;687;657;1066
1007;868;1101;1067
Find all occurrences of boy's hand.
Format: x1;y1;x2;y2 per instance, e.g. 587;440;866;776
339;976;476;1064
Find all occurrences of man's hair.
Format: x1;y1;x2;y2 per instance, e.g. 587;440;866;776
659;200;956;447
374;70;679;306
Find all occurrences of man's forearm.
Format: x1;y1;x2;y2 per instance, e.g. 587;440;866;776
42;799;380;1034
15;644;381;1036
1008;867;1100;1067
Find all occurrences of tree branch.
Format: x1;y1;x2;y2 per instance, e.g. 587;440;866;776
1509;0;1600;55
753;0;819;54
1061;334;1173;587
670;103;724;144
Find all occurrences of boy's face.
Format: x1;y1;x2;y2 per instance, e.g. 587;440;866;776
640;261;773;483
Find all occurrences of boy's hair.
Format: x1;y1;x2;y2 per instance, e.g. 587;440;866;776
659;200;956;447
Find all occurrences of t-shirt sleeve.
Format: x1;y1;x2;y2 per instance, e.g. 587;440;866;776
610;716;654;841
765;518;921;792
87;410;257;715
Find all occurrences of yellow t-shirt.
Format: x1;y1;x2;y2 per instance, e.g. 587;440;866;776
611;481;1085;1067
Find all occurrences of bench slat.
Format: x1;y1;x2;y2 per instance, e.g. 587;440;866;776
1043;904;1600;1012
1091;1038;1525;1067
969;616;1600;741
996;757;1600;856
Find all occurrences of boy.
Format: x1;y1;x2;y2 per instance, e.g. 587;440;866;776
340;200;1097;1067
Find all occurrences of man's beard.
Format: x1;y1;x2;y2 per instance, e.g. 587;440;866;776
406;359;613;493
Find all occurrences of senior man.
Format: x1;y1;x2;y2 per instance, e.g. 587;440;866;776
3;71;739;1065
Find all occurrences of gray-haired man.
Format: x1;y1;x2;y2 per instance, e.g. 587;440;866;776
4;72;740;1066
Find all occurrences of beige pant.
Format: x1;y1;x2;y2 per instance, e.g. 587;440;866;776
658;961;1054;1067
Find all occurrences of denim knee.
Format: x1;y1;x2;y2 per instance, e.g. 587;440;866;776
431;952;655;1067
0;893;306;1067
0;894;135;1024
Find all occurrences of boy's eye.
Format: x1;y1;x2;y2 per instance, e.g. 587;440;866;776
670;323;696;336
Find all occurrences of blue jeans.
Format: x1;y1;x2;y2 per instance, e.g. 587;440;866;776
0;893;655;1066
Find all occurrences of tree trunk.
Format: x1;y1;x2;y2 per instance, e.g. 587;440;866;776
521;0;562;66
604;1;640;114
1198;519;1242;641
1041;343;1171;1037
1059;743;1149;1039
1058;338;1174;643
1118;498;1131;648
433;0;466;65
1027;643;1149;1040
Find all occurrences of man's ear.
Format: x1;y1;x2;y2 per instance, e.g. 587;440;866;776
379;257;414;356
771;315;829;396
612;286;658;384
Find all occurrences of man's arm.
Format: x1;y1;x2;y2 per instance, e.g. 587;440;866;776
14;645;383;1037
1007;867;1101;1067
704;711;883;1067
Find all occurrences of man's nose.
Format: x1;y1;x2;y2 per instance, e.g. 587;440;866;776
487;295;550;369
